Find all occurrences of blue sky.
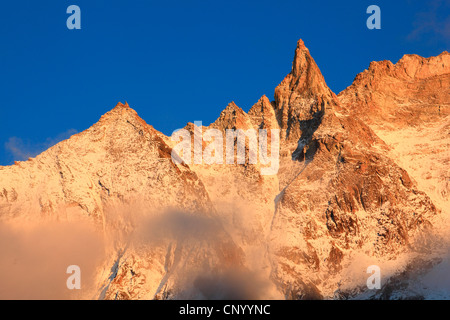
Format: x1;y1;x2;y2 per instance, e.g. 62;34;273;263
0;0;448;165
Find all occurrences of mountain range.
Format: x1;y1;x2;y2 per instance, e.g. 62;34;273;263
0;39;448;300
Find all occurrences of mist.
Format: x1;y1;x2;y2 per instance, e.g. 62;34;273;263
101;202;280;300
0;220;105;299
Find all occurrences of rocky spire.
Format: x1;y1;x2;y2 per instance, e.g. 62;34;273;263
274;39;337;141
210;101;253;131
248;95;279;130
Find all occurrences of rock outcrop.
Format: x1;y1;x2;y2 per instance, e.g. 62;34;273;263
338;51;450;127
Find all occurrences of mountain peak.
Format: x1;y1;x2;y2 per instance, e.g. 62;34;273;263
224;101;240;112
274;39;337;140
339;50;450;126
113;101;130;109
291;39;314;78
296;38;306;48
274;39;336;105
288;40;332;97
211;101;253;130
257;94;271;105
100;101;137;121
248;95;279;130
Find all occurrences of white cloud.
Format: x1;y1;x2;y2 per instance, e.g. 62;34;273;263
407;0;450;46
4;129;77;162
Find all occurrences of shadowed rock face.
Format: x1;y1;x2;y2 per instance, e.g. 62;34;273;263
0;40;447;300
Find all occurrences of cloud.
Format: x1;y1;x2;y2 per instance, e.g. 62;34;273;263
0;220;105;300
192;269;273;300
4;137;33;162
102;202;280;300
407;0;450;45
4;129;77;163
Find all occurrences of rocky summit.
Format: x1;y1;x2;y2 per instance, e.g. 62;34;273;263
0;39;448;300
